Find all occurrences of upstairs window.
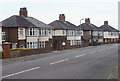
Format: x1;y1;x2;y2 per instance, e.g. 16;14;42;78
39;29;51;36
98;31;103;36
92;31;98;36
19;28;24;36
48;29;52;35
89;31;91;35
29;28;35;36
67;30;75;36
39;29;42;36
63;30;66;35
2;32;5;41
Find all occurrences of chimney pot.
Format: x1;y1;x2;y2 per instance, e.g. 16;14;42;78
59;14;65;21
85;18;90;24
19;7;28;17
104;21;108;26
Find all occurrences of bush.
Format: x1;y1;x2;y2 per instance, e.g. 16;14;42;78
10;48;31;51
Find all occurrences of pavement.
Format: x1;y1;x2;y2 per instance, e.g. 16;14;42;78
2;44;119;79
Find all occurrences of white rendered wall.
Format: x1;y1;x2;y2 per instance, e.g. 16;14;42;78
104;32;119;38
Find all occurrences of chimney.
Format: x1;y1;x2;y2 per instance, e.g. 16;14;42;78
85;18;90;24
104;21;108;26
59;14;65;21
19;7;28;17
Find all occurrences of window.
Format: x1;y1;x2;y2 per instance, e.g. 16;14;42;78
45;29;47;35
29;28;35;36
39;29;51;36
67;30;75;36
39;41;46;48
63;30;66;35
89;31;91;35
42;29;45;35
39;29;42;36
27;42;38;49
111;32;113;36
48;29;52;35
108;32;111;36
19;28;24;36
2;32;5;41
70;40;81;46
70;40;74;45
72;30;74;35
98;31;103;36
92;31;98;36
114;32;118;36
76;40;81;45
113;32;118;36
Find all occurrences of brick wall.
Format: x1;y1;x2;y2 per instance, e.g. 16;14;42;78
10;47;52;58
3;28;18;43
18;40;26;48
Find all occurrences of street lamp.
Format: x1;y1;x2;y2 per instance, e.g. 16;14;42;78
79;18;84;47
80;19;84;25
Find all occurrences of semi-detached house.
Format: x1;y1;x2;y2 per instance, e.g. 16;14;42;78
99;21;119;44
78;18;103;47
1;7;53;49
49;14;83;51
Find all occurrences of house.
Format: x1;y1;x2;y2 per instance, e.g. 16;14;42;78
49;14;83;51
0;23;2;51
99;21;119;44
78;18;103;47
1;7;53;49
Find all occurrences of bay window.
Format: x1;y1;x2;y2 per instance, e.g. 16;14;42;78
27;42;38;49
39;41;46;48
70;40;81;46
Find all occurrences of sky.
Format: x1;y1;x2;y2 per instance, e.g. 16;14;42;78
0;0;119;29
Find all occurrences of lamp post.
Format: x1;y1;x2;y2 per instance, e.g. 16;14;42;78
79;18;84;47
80;19;84;25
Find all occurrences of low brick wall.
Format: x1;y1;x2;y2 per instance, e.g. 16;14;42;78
103;42;118;44
65;45;81;50
10;47;52;58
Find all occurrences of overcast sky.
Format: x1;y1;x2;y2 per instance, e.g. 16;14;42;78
0;0;119;29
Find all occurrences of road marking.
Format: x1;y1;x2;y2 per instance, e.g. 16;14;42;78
2;67;40;78
107;73;113;80
49;59;69;65
75;54;86;58
107;65;118;80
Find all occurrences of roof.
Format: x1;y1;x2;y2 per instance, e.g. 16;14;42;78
25;17;53;29
99;25;119;32
1;15;52;29
0;22;2;27
78;23;101;31
49;20;79;30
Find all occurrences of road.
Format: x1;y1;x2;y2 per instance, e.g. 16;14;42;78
2;44;119;79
